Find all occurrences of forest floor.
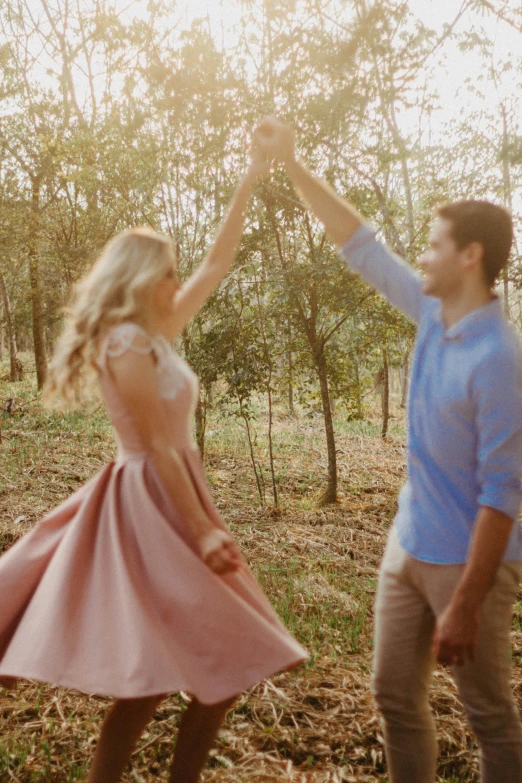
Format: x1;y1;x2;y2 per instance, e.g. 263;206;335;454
0;361;521;782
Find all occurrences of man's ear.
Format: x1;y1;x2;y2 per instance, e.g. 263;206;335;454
461;241;484;272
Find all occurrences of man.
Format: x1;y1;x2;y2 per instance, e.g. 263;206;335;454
255;118;522;783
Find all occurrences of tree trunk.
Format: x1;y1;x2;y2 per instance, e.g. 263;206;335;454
353;356;363;420
314;342;337;504
254;273;278;507
29;177;47;389
0;270;20;382
287;319;294;416
237;391;265;506
195;393;206;460
263;200;338;503
381;345;389;440
400;351;410;409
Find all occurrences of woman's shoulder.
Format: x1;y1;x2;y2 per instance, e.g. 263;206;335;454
104;322;156;359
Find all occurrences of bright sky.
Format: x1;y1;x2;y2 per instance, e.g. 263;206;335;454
169;0;522;143
14;0;522;148
30;0;511;141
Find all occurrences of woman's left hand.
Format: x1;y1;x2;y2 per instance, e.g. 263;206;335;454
198;527;242;574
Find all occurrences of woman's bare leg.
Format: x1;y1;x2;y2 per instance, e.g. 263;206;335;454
87;695;164;783
168;696;236;783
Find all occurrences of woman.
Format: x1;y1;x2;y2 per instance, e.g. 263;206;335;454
0;143;307;783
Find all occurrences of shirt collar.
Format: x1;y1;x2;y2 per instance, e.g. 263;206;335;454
435;297;502;341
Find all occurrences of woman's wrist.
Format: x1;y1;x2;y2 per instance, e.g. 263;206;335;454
193;518;214;540
284;153;300;173
244;163;262;184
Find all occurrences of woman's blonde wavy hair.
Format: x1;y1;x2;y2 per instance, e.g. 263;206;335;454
44;226;175;407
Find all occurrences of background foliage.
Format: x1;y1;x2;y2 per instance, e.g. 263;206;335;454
1;0;522;500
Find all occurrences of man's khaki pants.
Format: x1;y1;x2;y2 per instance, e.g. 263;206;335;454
372;527;522;783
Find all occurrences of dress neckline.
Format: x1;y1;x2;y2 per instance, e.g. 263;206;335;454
121;322;170;350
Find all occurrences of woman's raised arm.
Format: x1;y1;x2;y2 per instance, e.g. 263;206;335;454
168;146;269;337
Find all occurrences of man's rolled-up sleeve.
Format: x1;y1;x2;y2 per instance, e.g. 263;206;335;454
340;224;423;324
474;348;522;521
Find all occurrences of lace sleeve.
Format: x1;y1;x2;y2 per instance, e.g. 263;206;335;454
105;323;156;359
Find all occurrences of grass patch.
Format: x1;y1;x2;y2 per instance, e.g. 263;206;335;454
254;557;373;657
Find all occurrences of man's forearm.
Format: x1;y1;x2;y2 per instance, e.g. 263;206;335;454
285;157;364;247
434;506;515;663
451;506;514;610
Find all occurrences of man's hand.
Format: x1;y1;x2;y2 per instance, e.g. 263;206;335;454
433;600;480;666
198;527;242;575
433;507;514;667
254;117;296;164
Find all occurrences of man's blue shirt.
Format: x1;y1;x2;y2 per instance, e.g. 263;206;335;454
341;224;522;564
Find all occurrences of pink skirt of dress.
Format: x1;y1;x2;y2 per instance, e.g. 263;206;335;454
0;451;307;702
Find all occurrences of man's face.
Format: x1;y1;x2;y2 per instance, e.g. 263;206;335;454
419;217;465;299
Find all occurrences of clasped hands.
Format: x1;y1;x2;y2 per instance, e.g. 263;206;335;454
249;117;296;173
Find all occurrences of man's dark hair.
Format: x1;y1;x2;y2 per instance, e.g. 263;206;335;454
436;200;513;287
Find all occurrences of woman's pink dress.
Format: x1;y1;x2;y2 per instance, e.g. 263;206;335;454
0;322;307;702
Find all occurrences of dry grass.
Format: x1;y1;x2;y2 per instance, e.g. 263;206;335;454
0;364;520;781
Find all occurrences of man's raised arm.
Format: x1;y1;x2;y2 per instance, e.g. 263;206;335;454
254;118;423;324
255;119;363;247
